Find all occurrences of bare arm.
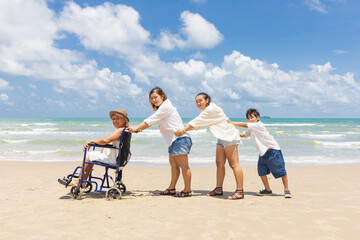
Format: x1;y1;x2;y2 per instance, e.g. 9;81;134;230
128;121;150;133
230;121;248;128
84;128;124;150
175;124;195;137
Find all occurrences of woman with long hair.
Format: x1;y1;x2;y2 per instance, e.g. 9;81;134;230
128;87;193;197
175;92;244;199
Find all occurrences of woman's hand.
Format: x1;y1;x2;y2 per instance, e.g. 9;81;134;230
83;141;92;151
127;126;141;133
175;129;185;137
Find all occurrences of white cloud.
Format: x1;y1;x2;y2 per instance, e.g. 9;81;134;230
0;93;8;102
224;88;241;100
0;1;358;116
0;78;12;90
58;2;150;56
190;51;206;60
0;0;143;102
333;49;348;54
304;0;328;13
154;11;223;50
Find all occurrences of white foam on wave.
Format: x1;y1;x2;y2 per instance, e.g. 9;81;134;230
2;131;95;135
8;149;75;155
314;140;360;148
135;128;207;137
2;139;30;143
299;133;345;139
20;123;57;127
32;128;60;132
265;123;317;127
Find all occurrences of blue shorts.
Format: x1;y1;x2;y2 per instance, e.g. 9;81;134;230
216;139;240;148
168;137;192;156
258;149;287;178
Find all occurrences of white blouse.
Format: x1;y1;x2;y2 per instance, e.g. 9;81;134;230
144;99;189;147
188;102;240;142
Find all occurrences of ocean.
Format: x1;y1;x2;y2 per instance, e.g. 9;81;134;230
0;118;359;166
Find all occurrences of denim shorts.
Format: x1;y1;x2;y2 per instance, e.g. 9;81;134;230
258;149;287;178
168;137;192;156
216;139;240;148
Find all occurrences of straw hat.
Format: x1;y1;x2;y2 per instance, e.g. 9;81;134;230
109;109;129;126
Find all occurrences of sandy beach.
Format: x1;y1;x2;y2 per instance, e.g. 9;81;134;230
0;161;359;240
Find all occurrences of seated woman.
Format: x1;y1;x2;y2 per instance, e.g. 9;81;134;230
67;109;129;186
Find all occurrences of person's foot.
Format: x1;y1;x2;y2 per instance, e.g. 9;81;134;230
159;188;176;195
174;191;192;197
58;178;77;187
207;187;223;196
284;190;292;198
256;189;273;196
227;189;244;200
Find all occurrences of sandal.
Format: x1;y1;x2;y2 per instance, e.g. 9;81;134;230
159;188;176;195
207;187;223;196
227;189;244;200
174;191;192;197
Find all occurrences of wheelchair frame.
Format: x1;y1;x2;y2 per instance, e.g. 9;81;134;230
65;128;131;200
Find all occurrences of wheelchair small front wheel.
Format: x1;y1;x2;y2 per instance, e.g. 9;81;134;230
82;182;92;193
106;187;122;200
70;185;82;200
118;183;126;193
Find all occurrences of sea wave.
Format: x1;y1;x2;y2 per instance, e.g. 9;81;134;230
298;133;345;139
1;131;96;135
6;149;78;156
314;140;360;148
1;139;31;143
265;123;318;127
134;128;208;137
20;122;57;127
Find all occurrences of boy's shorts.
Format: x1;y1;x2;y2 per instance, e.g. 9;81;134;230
258;149;287;178
168;137;192;156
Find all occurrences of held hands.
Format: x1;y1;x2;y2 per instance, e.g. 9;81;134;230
127;126;142;133
175;129;186;137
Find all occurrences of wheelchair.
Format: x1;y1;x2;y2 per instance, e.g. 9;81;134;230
58;129;131;200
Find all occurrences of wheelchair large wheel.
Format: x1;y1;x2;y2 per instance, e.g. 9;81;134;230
118;183;126;193
82;182;92;194
106;187;122;200
70;185;82;200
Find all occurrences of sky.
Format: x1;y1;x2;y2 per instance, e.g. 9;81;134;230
0;0;359;118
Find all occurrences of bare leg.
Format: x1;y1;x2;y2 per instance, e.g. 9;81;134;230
281;175;289;190
174;154;192;192
75;158;93;184
260;175;271;190
168;153;180;190
224;145;244;190
215;145;226;188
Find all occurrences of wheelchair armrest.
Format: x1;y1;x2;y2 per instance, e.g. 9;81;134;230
88;142;118;149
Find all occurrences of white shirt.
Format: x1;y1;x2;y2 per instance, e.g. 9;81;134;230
88;140;119;164
244;121;280;156
144;99;189;147
188;102;240;142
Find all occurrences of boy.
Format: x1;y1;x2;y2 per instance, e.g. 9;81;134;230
230;109;292;198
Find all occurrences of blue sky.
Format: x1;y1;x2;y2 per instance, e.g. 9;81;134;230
0;0;359;118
